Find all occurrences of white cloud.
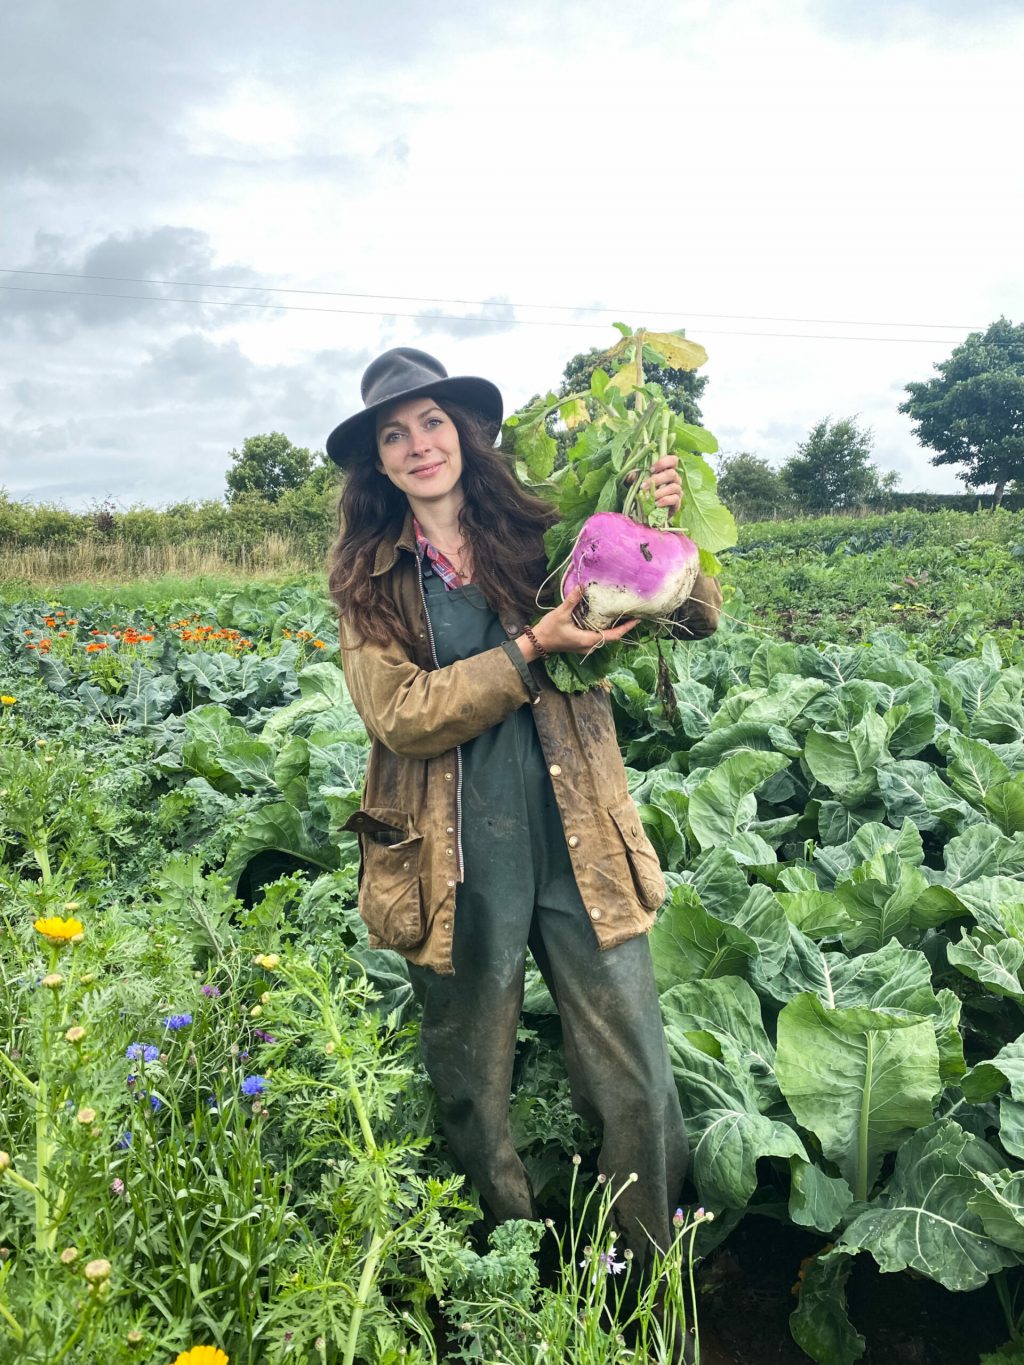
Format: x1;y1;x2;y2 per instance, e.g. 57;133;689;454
2;0;1022;507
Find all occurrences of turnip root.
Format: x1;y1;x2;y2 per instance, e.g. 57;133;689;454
561;512;700;630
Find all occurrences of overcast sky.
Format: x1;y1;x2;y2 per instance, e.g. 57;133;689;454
2;0;1022;509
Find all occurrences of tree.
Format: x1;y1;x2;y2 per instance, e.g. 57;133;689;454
781;417;898;514
716;452;792;521
898;317;1024;506
558;345;707;424
225;432;329;504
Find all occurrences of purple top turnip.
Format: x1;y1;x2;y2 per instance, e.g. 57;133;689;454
561;512;701;630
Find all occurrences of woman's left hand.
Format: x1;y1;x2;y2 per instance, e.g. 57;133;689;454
645;455;683;513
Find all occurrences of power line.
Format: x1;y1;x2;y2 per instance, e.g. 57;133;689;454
0;282;986;345
0;265;986;333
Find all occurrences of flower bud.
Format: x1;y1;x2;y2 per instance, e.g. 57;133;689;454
84;1258;111;1284
76;1107;97;1125
249;1005;262;1018
324;1040;336;1055
64;902;81;911
42;973;64;989
65;1026;86;1044
60;1247;79;1265
79;973;95;985
0;1152;10;1174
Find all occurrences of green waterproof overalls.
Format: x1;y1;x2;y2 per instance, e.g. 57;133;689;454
408;567;689;1261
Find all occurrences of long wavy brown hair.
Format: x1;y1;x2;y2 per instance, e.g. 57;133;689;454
328;399;558;647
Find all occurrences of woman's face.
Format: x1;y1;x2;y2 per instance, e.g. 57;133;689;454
375;396;464;508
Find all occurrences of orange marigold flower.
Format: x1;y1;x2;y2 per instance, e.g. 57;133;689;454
141;634;154;642
24;628;33;635
26;643;37;650
312;640;325;649
55;610;65;617
39;639;51;647
67;619;78;626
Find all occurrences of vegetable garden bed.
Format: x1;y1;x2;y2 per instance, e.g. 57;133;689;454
2;521;1023;1362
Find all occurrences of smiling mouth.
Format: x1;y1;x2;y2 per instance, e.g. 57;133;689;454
410;462;443;478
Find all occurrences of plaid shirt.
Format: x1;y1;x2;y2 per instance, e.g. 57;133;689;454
413;517;465;590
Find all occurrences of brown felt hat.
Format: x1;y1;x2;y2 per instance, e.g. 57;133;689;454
325;347;503;468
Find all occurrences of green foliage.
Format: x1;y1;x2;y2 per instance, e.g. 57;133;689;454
726;508;1024;665
8;522;1024;1360
224;432;328;505
558;343;708;424
509;325;735;693
781;417;900;514
715;451;793;520
900;317;1024;503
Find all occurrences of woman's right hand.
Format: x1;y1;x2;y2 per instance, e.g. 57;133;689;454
518;587;638;662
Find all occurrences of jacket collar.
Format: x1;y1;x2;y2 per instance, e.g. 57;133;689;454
370;509;418;578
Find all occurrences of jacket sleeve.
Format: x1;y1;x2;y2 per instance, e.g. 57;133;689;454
339;620;533;759
665;571;723;640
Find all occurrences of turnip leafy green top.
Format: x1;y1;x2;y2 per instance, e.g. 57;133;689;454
506;325;737;691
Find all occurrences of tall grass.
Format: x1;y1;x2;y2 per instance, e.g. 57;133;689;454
0;534;321;589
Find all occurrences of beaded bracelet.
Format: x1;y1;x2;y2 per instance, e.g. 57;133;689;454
521;624;549;659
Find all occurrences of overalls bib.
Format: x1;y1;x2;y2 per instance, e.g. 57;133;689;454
409;570;688;1260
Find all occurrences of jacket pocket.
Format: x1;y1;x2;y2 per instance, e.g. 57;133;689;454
345;808;426;949
609;799;666;910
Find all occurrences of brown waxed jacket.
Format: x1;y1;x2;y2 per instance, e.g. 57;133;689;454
339;512;722;975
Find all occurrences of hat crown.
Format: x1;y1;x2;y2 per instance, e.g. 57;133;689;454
360;348;449;408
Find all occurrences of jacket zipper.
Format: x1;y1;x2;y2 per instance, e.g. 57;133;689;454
416;568;465;882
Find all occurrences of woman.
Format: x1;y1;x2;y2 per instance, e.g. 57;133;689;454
326;347;721;1263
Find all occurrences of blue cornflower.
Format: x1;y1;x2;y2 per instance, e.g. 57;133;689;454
162;1013;192;1030
116;1131;132;1150
241;1075;268;1097
149;1093;163;1113
126;1043;159;1062
205;1095;219;1111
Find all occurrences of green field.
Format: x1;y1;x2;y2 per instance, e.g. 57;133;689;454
2;509;1024;1364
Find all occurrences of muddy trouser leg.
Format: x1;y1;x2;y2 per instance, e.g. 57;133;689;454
523;755;689;1267
528;907;688;1265
408;897;537;1222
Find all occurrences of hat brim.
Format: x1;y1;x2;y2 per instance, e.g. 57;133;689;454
326;375;504;468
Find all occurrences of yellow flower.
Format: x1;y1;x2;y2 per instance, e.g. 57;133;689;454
172;1348;229;1365
65;1026;86;1044
76;1107;97;1125
60;1247;79;1265
34;916;85;944
0;696;16;705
